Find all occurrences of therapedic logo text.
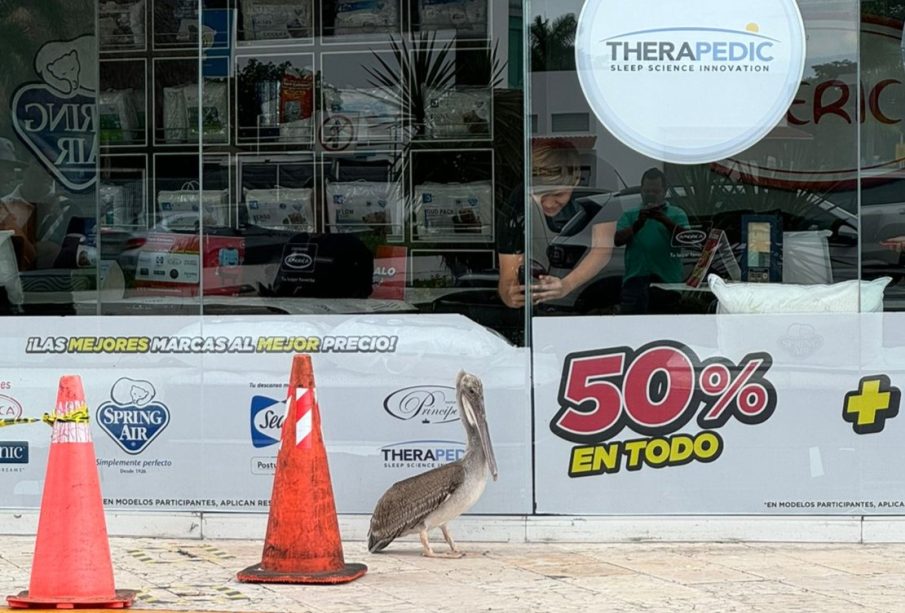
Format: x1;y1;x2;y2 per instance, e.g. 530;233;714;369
575;0;807;165
0;442;28;464
602;25;778;72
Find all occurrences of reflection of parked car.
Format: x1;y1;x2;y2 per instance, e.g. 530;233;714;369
852;179;905;282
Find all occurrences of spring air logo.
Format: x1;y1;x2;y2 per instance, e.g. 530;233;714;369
575;0;806;164
551;341;778;478
12;35;97;191
250;395;286;448
97;378;170;454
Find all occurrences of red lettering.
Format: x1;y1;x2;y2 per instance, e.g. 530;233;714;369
555;353;626;439
814;80;851;124
870;79;901;125
787;82;810;125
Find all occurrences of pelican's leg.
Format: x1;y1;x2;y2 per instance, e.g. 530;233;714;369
419;529;437;557
441;525;465;557
420;529;464;559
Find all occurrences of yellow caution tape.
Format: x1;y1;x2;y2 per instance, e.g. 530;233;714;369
0;417;37;428
0;406;90;428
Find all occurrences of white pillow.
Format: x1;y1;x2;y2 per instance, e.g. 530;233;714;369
708;274;892;314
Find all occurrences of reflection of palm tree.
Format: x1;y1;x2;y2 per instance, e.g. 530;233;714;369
0;1;73;138
366;33;456;137
531;14;577;72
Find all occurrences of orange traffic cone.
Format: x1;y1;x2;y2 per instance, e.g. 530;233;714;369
237;354;367;584
7;375;136;609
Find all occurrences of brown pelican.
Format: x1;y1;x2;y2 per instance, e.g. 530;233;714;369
368;371;498;558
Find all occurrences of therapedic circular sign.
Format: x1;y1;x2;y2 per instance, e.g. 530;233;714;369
576;0;807;165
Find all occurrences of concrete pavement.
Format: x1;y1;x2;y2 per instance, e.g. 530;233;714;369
4;537;905;612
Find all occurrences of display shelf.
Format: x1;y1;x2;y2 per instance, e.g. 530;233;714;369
99;154;150;229
235;53;316;146
237;0;315;47
99;0;149;52
95;0;505;302
236;153;317;232
152;153;233;228
154;0;203;50
320;0;403;44
99;58;149;148
409;148;495;243
323;151;405;240
320;50;406;147
153;58;230;146
409;0;491;43
409;45;495;142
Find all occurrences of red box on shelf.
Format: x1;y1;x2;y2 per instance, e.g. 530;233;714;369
131;232;245;296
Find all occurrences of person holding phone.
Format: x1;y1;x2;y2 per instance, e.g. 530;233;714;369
497;139;615;309
614;167;689;314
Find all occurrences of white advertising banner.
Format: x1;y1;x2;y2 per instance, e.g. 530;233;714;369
534;313;905;515
0;315;531;514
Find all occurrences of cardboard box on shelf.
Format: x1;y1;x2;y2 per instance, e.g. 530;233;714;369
132;232;245;296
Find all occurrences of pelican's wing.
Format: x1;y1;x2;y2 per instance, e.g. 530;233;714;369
368;462;465;552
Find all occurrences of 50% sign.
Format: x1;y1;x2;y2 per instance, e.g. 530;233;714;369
550;342;778;476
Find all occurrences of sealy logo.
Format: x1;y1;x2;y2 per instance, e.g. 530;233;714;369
250;395;286;448
12;35;98;191
0;442;28;464
96;378;169;455
384;386;459;424
576;0;806;164
0;394;23;419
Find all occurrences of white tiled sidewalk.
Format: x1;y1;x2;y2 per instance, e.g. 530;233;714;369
4;536;905;612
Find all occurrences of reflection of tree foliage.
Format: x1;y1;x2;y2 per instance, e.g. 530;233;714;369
811;60;857;82
366;33;456;136
365;34;522;273
531;14;577;72
236;59;292;130
863;1;905;21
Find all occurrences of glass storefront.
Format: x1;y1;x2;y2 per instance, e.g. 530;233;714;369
3;1;905;518
0;1;900;330
0;1;902;337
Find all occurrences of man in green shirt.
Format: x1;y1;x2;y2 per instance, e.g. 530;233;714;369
614;168;689;314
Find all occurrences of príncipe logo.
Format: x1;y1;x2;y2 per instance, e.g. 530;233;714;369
603;25;777;73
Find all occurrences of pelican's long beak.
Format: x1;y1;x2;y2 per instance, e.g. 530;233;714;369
477;404;498;481
458;372;498;481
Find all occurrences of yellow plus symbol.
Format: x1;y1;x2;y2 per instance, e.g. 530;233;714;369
843;376;900;435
